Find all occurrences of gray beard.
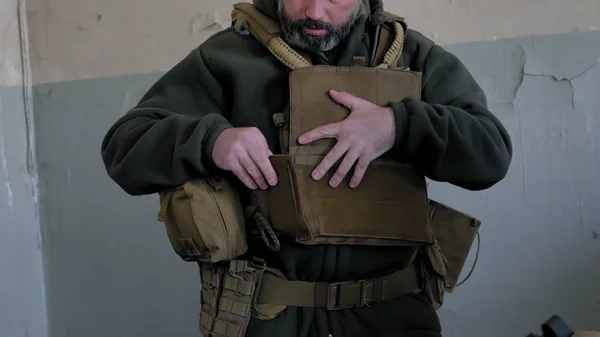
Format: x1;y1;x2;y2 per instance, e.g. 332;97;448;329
277;0;361;52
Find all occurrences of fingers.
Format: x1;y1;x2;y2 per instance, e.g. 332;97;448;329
350;158;371;188
311;142;349;181
328;90;361;110
298;122;341;145
230;160;258;190
239;151;270;190
249;147;278;187
329;149;360;188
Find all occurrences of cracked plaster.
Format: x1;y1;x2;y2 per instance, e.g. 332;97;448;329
20;0;600;84
515;37;600;110
434;31;600;335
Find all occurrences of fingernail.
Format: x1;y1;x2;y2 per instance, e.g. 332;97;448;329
269;178;278;186
330;90;338;94
298;136;305;144
329;179;338;187
312;170;321;180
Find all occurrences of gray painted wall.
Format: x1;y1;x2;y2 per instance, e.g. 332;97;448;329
432;31;600;336
0;86;47;336
33;75;202;337
32;30;600;337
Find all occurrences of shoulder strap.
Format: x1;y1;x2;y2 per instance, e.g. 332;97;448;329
372;12;407;68
231;3;311;69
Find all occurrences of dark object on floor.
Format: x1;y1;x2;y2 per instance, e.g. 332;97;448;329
527;315;599;337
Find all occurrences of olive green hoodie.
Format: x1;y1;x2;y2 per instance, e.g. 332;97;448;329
101;0;512;336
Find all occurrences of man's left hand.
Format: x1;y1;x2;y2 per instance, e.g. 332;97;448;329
298;90;396;188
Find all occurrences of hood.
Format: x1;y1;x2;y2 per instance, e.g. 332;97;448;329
253;0;385;26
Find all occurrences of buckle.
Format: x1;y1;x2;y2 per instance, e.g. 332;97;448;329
326;279;373;310
250;257;267;270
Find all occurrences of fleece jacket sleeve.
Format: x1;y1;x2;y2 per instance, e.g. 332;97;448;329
100;47;233;196
389;39;513;191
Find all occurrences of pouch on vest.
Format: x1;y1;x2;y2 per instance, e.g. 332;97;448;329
262;65;434;247
157;177;248;263
422;200;481;309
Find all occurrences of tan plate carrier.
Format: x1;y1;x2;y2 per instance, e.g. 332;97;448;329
156;3;483;337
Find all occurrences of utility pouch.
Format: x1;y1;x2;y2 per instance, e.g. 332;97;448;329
422;200;481;308
264;65;434;247
157;177;248;263
266;154;433;246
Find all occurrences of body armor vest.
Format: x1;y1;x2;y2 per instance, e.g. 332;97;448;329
234;3;435;248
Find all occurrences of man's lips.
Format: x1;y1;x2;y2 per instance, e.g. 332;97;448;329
303;27;327;36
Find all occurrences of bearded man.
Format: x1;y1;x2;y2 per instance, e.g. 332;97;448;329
101;0;512;336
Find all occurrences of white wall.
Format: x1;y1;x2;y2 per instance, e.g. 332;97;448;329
0;1;47;337
1;0;25;86
25;0;600;84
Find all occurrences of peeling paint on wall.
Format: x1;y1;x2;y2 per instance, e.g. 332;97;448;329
190;11;229;34
1;6;23;86
516;33;600;112
1;1;46;336
0;97;14;209
427;30;600;335
23;0;600;84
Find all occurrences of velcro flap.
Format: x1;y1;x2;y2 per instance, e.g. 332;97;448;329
288;66;421;155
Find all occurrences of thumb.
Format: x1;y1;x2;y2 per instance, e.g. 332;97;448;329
329;90;361;110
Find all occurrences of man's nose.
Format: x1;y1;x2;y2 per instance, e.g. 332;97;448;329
304;0;325;20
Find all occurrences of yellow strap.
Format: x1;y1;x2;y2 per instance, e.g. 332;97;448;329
375;12;406;68
380;22;405;68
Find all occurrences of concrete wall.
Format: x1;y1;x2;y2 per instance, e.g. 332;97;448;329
34;73;202;337
2;0;600;337
24;0;600;84
0;1;47;337
432;32;600;335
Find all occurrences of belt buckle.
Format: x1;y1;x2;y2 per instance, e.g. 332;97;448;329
326;280;371;310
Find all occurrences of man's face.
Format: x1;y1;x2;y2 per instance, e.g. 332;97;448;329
278;0;361;52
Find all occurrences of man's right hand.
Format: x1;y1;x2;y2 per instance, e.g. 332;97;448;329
211;127;278;190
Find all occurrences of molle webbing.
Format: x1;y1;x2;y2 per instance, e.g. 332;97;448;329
200;259;267;337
